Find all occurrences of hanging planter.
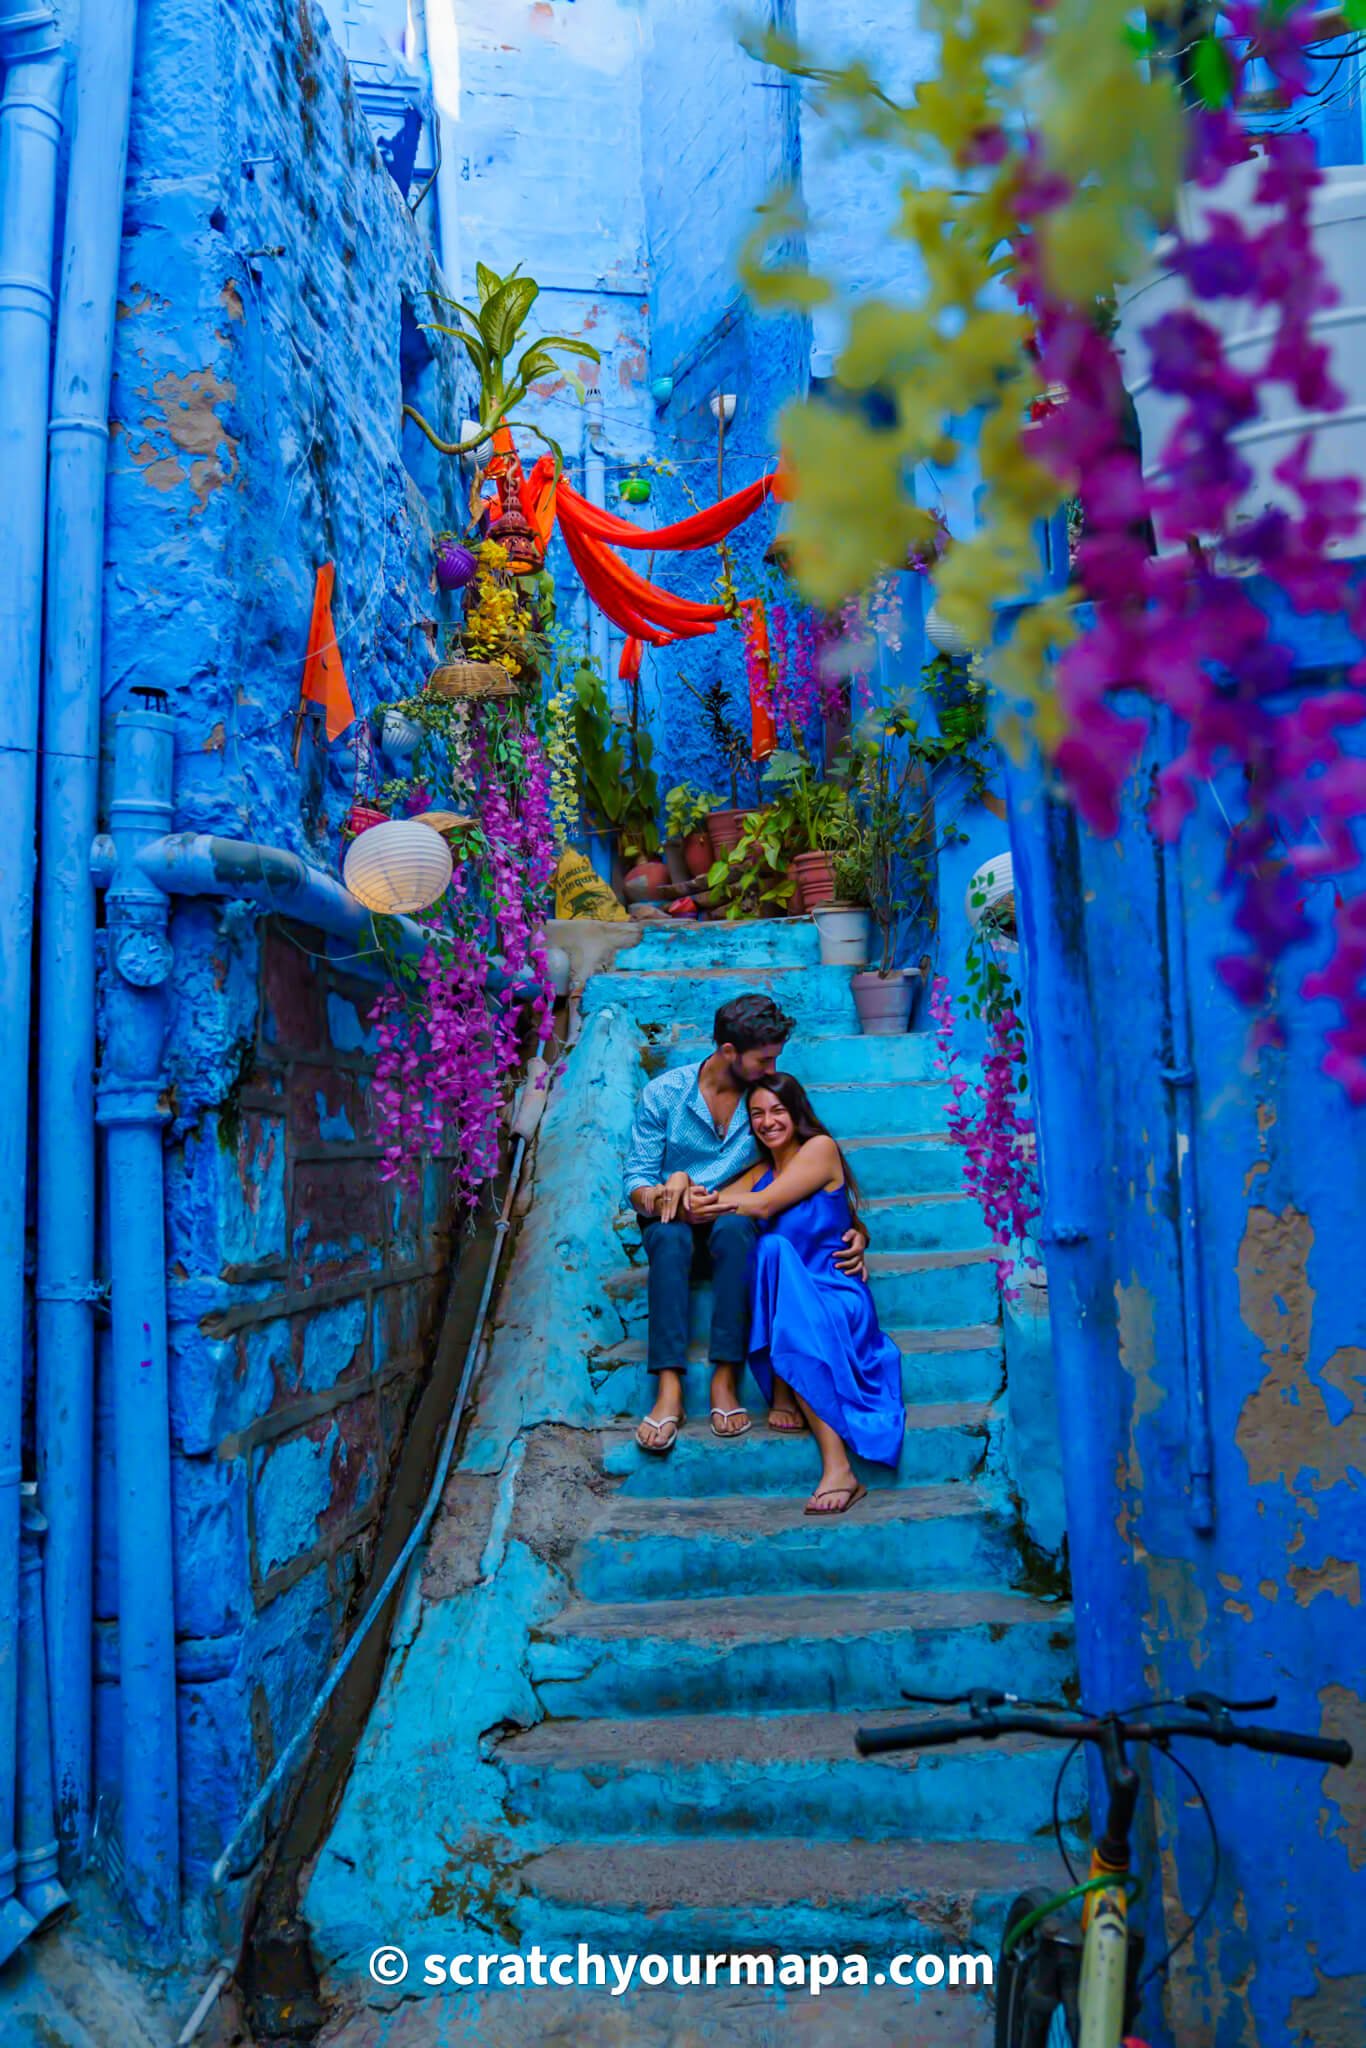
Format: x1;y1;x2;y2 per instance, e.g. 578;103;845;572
966;852;1018;950
618;474;651;505
924;602;976;661
342;819;453;915
379;706;424;759
428;660;517;701
343;802;388;839
434;538;478;592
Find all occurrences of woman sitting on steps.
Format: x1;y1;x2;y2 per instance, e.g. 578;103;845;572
688;1073;905;1516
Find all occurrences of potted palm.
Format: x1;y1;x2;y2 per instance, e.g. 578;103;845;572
761;751;857;910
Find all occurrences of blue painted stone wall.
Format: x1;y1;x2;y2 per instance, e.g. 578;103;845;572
1009;659;1366;2045
92;0;470;1896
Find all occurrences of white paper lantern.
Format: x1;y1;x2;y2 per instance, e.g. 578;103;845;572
924;601;976;661
343;820;452;915
966;852;1017;950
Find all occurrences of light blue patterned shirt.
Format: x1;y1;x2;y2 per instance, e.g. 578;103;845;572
621;1060;761;1207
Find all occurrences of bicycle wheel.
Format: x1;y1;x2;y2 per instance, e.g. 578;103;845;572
995;1891;1081;2048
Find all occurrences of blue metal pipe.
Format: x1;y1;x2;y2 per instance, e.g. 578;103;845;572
96;701;181;1951
36;0;141;1873
1156;710;1215;1533
127;831;536;997
1003;748;1149;1736
15;1485;68;1930
0;0;66;1967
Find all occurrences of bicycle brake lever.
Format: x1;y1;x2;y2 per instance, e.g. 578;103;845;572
900;1687;1022;1716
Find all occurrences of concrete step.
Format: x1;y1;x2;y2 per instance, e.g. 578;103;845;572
582;963;858;1037
601;1402;992;1499
622;920;822;972
318;1977;995;2046
804;1079;955;1137
529;1585;1074;1718
843;1133;965;1195
576;1482;1014;1601
862;1192;989;1251
659;1032;950;1084
497;1707;1073;1847
604;1249;1000;1341
590;1325;1005;1413
508;1834;1065;1962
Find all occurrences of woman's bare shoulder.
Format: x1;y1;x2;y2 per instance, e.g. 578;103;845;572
799;1133;845;1186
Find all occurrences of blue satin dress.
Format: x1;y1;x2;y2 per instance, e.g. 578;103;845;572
746;1172;905;1465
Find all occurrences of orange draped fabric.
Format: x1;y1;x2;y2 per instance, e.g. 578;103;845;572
515;452;781;650
553;473;778;552
740;599;777;761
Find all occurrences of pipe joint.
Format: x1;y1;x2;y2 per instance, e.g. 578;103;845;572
110;918;174;990
94;1075;169;1130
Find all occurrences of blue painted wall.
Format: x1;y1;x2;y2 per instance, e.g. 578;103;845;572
86;0;473;1899
1007;644;1366;2043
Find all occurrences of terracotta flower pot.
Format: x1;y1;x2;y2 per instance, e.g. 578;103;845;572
624;858;670;904
344;803;388;838
791;850;838;909
707;808;746;855
682;827;714;878
786;868;806;916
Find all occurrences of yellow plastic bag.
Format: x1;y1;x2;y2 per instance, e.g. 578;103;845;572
554;848;627;921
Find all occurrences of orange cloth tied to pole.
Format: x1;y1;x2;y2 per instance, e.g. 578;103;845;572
741;599;777;761
295;563;355;753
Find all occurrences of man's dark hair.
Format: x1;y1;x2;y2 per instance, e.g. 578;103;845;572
713;993;795;1053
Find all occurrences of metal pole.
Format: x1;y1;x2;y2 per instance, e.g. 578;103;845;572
15;1484;68;1929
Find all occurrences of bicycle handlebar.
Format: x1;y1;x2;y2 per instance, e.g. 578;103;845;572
855;1710;1352;1767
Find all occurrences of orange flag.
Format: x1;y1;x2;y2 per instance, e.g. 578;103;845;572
295;563;355;755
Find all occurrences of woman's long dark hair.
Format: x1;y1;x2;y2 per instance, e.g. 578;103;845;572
746;1072;862;1221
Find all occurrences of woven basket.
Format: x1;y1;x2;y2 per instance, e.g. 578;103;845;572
428;660;515;701
410;809;475;835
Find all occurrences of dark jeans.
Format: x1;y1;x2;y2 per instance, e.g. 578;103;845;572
640;1214;757;1375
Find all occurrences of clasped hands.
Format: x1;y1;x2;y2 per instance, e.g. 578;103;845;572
648;1172;869;1279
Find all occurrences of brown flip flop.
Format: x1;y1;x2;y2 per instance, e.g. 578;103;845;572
767;1406;809;1434
803;1481;868;1517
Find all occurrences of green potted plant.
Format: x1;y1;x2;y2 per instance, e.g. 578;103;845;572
683;675;759;852
814;831;873;968
761;750;858;910
664;783;721;880
842;702;936;1032
704;809;796;921
572;659;661;898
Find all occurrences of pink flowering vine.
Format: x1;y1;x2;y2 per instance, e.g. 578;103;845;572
931;975;1043;1302
1017;4;1366;1098
368;712;557;1201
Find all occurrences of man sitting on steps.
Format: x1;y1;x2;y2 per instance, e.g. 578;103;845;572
623;993;869;1453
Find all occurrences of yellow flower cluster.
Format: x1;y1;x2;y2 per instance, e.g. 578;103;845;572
544;683;580;851
745;0;1183;742
463;539;526;677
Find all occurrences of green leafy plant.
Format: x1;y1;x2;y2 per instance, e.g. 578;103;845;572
682;674;760;809
705;809;795;920
404;262;601;460
572;659;660;857
837;692;992;976
665;783;721;842
761;749;858;855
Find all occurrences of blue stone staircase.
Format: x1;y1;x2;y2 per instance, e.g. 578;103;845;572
485;920;1078;2036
